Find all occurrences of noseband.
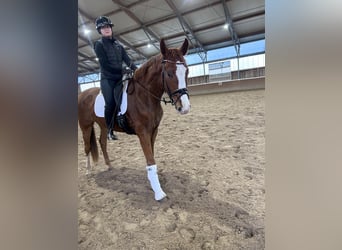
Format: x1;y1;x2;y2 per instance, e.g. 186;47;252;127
161;59;189;106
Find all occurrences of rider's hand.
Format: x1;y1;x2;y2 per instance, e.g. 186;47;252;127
122;67;132;75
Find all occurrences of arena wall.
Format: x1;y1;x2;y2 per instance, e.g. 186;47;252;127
188;76;265;96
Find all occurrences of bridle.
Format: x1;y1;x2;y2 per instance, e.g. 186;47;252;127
161;59;189;106
132;58;190;106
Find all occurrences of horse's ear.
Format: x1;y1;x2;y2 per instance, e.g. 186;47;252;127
180;38;189;56
160;38;168;56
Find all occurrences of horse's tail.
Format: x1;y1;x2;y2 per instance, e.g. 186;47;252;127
90;126;99;163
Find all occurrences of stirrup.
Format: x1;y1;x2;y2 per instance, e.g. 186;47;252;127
107;130;118;140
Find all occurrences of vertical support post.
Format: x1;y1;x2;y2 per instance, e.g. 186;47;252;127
237;44;240;79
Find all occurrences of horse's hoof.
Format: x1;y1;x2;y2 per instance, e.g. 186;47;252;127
155;191;167;201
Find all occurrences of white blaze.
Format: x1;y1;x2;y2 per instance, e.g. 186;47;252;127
176;62;191;114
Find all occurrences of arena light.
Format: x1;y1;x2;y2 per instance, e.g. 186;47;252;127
83;29;90;35
223;23;229;30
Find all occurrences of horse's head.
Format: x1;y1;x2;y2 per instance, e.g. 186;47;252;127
160;38;191;115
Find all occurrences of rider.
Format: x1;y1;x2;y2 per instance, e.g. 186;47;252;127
94;16;137;140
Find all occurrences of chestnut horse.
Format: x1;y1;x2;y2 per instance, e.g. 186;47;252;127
78;38;190;200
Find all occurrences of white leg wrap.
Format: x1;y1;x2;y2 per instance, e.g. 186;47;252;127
146;165;166;201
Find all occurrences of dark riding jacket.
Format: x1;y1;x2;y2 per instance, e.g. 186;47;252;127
94;37;137;80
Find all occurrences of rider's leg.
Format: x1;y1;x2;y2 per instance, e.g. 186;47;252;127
100;79;118;140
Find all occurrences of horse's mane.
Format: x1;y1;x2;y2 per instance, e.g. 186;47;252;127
134;54;162;80
133;47;186;80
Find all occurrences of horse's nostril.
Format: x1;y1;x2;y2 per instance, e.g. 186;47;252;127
177;107;182;112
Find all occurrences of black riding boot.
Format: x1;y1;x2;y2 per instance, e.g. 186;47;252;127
107;129;118;140
105;107;118;140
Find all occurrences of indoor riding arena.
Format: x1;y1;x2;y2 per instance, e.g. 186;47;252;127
78;1;265;249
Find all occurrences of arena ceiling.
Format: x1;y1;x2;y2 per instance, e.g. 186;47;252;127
78;0;265;76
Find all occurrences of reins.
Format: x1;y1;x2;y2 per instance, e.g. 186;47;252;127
134;79;173;105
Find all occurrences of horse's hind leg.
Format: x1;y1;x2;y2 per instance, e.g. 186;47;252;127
80;125;93;175
86;155;91;174
98;119;112;169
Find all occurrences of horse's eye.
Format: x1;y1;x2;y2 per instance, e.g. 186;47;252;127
167;72;173;78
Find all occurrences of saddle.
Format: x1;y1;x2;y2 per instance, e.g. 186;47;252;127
95;70;136;135
116;71;136;135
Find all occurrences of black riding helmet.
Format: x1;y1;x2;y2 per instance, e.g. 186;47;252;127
95;16;114;34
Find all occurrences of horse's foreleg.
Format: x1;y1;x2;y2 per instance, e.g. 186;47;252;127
137;133;156;166
151;127;158;155
137;132;166;201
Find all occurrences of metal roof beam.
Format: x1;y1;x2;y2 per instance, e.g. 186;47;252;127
78;6;147;59
78;0;150;28
164;0;207;61
104;7;264;40
78;34;89;45
78;63;96;72
114;36;148;59
79;31;147;63
78;34;147;60
117;0;227;37
78;52;98;66
78;8;94;25
112;0;160;51
78;51;91;59
221;0;240;54
202;33;265;52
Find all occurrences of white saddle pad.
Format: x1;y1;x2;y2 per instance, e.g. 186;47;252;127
94;81;129;117
118;81;128;116
94;93;105;117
